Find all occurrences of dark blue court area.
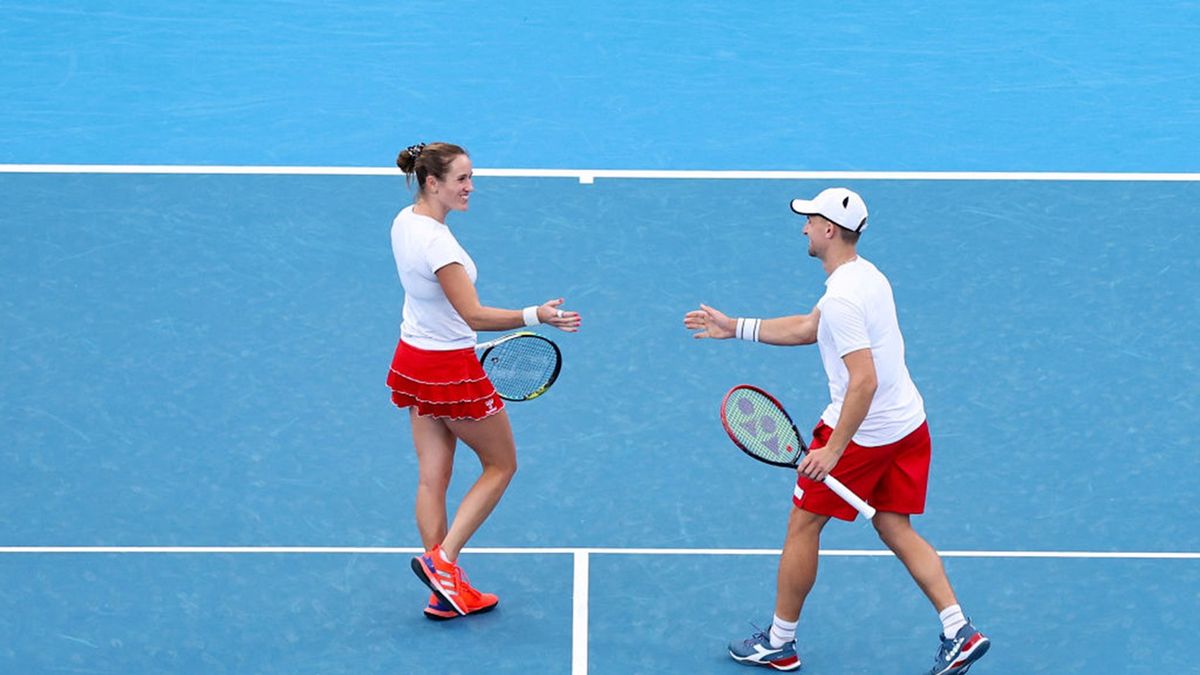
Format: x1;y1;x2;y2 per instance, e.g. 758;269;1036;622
2;2;1199;673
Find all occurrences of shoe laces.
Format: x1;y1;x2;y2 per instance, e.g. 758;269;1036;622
461;564;477;587
934;634;960;663
450;564;485;601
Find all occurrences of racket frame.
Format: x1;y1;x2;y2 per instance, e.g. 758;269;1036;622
477;332;562;402
720;384;877;520
475;331;535;352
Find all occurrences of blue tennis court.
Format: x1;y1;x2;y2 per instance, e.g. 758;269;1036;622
2;3;1199;674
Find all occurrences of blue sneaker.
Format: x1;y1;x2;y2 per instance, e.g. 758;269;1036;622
728;626;802;671
930;621;990;674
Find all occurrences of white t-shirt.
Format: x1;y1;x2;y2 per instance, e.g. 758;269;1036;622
815;257;925;446
391;206;477;350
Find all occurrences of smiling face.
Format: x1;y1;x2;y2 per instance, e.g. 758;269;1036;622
423;154;474;212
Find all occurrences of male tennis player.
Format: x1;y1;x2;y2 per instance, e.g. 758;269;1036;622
684;188;989;674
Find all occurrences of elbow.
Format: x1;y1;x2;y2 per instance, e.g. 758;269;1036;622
864;377;878;396
850;376;878;399
795;318;819;345
458;307;488;330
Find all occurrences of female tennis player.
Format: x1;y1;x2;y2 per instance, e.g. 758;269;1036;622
388;142;580;619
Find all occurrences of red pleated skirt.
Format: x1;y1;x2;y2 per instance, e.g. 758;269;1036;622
387;339;504;420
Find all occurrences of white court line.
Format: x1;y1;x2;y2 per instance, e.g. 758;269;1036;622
0;546;1196;558
1;163;1199;182
573;551;590;675
4;545;1194;675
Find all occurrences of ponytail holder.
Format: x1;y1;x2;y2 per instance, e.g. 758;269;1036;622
406;142;426;159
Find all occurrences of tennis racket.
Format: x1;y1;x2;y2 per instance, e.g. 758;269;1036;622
476;332;562;401
720;384;876;520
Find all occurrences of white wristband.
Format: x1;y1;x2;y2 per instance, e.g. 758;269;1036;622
735;317;762;342
522;305;541;326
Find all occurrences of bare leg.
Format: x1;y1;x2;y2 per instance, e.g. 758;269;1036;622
774;506;831;621
873;511;958;611
438;410;518;559
409;409;457;551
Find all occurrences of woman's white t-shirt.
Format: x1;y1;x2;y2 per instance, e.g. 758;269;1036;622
815;257;925;446
391;206;476;350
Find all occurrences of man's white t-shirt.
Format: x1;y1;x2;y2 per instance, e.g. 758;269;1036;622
815;257;925;446
391;206;476;350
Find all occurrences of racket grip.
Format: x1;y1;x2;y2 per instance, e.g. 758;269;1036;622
823;476;877;520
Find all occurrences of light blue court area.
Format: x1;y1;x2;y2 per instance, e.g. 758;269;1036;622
2;2;1199;171
1;171;1199;672
0;551;574;673
3;174;1199;551
589;553;1200;674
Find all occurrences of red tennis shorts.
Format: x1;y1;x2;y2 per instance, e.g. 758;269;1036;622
387;340;504;421
793;420;931;521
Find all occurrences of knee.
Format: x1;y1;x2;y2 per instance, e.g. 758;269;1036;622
490;456;517;481
417;466;453;493
872;514;911;547
475;445;517;480
787;507;828;540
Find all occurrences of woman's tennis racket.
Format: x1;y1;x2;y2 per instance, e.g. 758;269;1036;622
720;384;876;520
476;332;562;401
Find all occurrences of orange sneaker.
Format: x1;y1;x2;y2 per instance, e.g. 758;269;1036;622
423;593;458;621
455;572;499;616
411;546;499;617
412;545;463;615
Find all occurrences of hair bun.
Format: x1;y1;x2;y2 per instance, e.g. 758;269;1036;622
396;142;426;171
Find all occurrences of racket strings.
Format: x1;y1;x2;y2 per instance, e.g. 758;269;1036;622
482;337;559;399
724;389;803;464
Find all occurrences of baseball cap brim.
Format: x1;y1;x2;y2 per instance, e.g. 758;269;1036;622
789;198;818;215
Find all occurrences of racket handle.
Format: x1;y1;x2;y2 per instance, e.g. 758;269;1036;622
823;476;877;520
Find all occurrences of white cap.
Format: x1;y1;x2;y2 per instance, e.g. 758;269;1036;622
790;188;869;233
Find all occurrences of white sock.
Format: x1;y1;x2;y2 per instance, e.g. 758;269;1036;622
769;614;798;648
939;604;967;639
438;547;455;564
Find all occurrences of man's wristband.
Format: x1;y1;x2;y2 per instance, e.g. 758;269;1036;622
735;317;761;342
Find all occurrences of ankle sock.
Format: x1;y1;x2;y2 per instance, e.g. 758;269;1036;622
769;614;798;648
939;604;967;639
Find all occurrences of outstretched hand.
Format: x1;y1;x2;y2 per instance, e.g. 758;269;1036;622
538;298;581;332
683;303;735;339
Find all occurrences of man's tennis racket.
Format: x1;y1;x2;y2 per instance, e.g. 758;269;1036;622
476;332;562;401
720;384;876;520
